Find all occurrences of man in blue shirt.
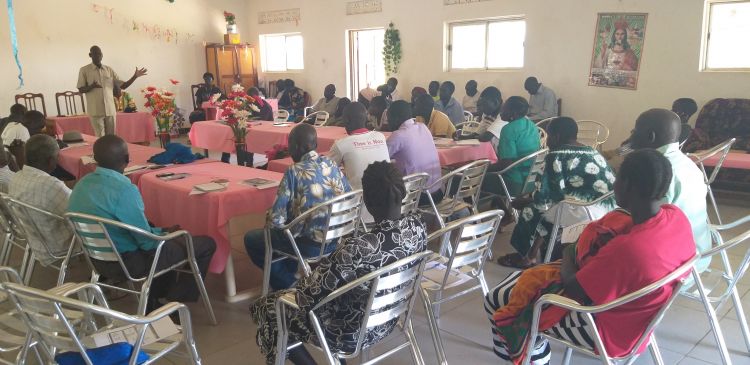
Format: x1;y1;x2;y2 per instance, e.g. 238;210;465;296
68;135;216;312
435;81;465;125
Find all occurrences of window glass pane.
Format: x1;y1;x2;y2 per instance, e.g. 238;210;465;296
450;23;486;69
706;2;750;69
487;20;526;68
263;35;287;72
286;35;304;70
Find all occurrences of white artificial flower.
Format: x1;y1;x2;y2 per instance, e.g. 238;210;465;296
593;180;609;194
250;104;260;113
584;162;600;175
231;84;244;93
605;170;615;183
522;207;534;221
210;93;222;103
553;159;562;173
567;157;580;170
559;180;566;189
569;175;584;188
594;154;607;167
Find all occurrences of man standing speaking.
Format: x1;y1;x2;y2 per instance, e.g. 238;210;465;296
77;46;147;137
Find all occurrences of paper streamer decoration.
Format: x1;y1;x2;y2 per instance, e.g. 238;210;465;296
91;2;197;45
6;0;23;88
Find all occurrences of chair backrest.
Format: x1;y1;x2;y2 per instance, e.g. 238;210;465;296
463;110;474;123
537;126;548;148
15;93;47;116
457;120;481;136
191;84;202;110
1;195;69;261
517;148;549;196
309;251;432;358
308;111;329;126
402;173;429;215
275;109;290;123
303;106;314;117
285;190;364;255
577;120;610;149
535;117;555;129
441;159;490;213
0;195;27;247
427;210;503;286
687;138;736;185
54;91;86;116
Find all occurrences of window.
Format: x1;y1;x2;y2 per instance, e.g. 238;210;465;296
702;1;750;70
447;17;526;70
260;33;304;72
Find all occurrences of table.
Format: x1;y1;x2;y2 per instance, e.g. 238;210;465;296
701;151;750;169
138;162;283;302
49;112;156;143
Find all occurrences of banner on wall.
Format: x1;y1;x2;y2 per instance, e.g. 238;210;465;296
443;0;493;5
346;0;382;15
258;8;300;25
588;13;648;90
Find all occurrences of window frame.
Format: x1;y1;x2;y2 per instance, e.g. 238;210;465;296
445;15;526;72
700;0;750;72
259;32;305;73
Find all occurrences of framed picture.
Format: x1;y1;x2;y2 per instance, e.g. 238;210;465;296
588;13;648;90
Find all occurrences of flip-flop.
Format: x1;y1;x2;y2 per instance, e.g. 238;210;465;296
496;253;536;269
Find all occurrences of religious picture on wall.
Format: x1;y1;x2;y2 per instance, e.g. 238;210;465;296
588;13;648;90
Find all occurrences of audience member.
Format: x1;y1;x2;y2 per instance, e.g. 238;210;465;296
68;135;216;312
279;79;306;120
386;101;442;204
485;149;695;364
250;161;427;365
410;86;428;104
275;79;287;99
189;72;224;124
385;77;401;101
672;98;698;144
435;81;465;125
630;108;711;272
463;80;480;114
325;97;351;127
22;110;46;136
113;84;136;113
497;117;616;269
357;85;378;109
311;84;340;117
524;77;558;122
459;86;506;150
8;134;73;264
414;94;456;138
244;124;351;291
0;104;27;133
0;148;15;193
248;87;274;121
1;112;31;146
367;96;388;130
428;81;440;101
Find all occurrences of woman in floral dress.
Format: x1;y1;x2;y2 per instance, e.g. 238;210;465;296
250;161;428;365
497;117;616;268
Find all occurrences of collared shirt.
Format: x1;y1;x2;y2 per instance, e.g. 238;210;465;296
77;63;121;117
658;142;711;272
68;167;161;253
1;122;30;145
8;165;72;264
498;117;541;189
462;93;480;114
435;97;465;125
416;109;456;138
0;166;15;193
328;129;390;189
312;96;340;116
528;84;558;122
386;119;442;192
272;151;352;242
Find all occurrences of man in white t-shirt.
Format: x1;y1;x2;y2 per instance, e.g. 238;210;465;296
1;119;30;147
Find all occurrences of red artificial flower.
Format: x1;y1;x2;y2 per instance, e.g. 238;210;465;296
164;91;174;96
169;79;180;85
146;86;157;92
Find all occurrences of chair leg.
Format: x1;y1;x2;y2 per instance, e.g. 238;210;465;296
561;347;573;365
707;187;723;225
405;319;426;365
23;258;35;285
730;286;750;353
420;288;448;365
190;259;218;325
648;338;665;365
0;232;11;265
18;247;31;282
693;270;732;365
478;274;490;296
138;279;153;315
262;229;272;297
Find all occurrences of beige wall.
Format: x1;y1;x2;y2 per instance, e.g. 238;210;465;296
0;0;249;116
247;0;750;148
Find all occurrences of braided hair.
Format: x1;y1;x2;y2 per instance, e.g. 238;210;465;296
618;149;673;200
361;161;406;219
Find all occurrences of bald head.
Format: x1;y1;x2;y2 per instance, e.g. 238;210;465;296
631;108;682;150
288;124;317;162
94;135;129;172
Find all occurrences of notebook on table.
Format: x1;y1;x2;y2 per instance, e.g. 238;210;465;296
241;178;279;190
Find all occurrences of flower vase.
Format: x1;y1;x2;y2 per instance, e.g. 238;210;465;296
158;132;171;148
235;142;253;167
226;23;237;34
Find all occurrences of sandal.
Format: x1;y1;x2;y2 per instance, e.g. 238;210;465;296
496;253;536;269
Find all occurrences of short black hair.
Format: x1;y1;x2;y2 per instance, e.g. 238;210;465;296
619;149;673;200
202;72;213;79
22;110;45;134
387;101;412;131
547;117;578;142
466;80;477;88
672;98;698;116
9;103;26;116
362;161;406;219
343;101;366;131
335;97;351;118
415;93;435;109
441;81;455;94
504;96;529;117
285;79;295;88
480;86;502;101
370;96;387;110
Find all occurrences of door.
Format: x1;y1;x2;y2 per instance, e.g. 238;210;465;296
348;28;386;100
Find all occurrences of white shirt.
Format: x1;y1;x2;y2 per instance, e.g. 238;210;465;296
8;165;73;264
328;130;390;189
77;63;121;117
485;119;509;151
528;84;558;122
0;166;14;193
462;93;480;114
1;122;30;145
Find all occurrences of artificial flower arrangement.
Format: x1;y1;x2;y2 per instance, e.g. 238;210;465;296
264;143;290;161
224;11;236;25
141;81;178;134
218;84;261;142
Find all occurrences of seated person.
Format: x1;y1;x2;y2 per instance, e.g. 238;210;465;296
413;94;456;138
434;81;465;125
483;96;541;197
310;84;339;117
8;134;73;265
324;97;350;127
0;103;26;134
0;148;15;193
244;124;351;291
485;149;695;365
113;84;136;113
384;77;401;102
279;79;306;120
275;79;287;99
249;87;274;121
250;161;427;365
672;98;698;144
457;86;506;150
68;135;216;312
357;85;378;109
189;72;224;124
366;96;388;130
428;81;440;101
462;80;480;115
496;117;616;269
1;110;32;146
386;101;442;204
410;86;427;104
525;77;558;122
630;108;711;272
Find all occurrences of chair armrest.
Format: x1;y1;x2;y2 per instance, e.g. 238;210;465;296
702;220;750;258
711;214;750;232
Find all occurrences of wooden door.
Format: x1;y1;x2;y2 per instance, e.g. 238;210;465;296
236;46;257;90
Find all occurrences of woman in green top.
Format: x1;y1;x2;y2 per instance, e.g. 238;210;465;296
497;117;616;268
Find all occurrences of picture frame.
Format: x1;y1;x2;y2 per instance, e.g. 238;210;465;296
588;13;648;90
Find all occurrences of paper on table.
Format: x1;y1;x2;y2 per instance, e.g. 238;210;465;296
62;142;88;149
433;138;455;148
80;155;96;165
123;165;149;175
240;178;279;190
456;139;480;146
190;182;229;195
87;317;179;348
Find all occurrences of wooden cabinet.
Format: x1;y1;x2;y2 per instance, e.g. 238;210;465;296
205;44;258;94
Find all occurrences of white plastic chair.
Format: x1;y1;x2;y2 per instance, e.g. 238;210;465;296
420;210;504;365
64;212;217;325
480;149;549;222
543;192;616;263
687;138;736;225
463;110;475;123
303;106;314;117
537;126;548;149
275;109;290;123
577;120;610;150
455;120;482;137
421;159;490;229
535;117;555;128
523;254;699;365
306;111;330;126
274;251;433;365
261;190;363;296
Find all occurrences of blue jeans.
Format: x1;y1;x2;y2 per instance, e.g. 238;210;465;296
244;229;336;291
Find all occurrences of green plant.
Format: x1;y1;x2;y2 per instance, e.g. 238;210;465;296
383;22;402;75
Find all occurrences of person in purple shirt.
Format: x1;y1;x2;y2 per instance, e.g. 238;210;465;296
386;100;443;205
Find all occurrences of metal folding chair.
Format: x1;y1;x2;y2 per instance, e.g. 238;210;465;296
681;214;750;365
306;111;330;126
543;191;616;263
0;266;38;365
535;117;555;129
420;210;504;365
275;109;290;123
687;138;736;225
523;254;699;365
64;212;217;325
2;280;202;365
0;195;28;268
480;149;549;222
262;190;363;296
577;120;610;150
402;173;430;215
537;126;548;149
54;91;86;116
275;251;432;365
1;194;77;287
455;120;482;137
421;159;490;229
14;93;47;116
190;84;202;110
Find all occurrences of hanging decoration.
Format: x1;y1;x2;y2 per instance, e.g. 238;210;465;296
6;0;24;88
91;3;198;45
382;22;402;75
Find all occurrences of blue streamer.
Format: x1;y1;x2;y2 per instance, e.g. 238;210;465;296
7;0;23;88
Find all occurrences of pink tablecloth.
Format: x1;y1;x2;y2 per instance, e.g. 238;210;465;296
50;112;156;143
702;152;750;169
138;162;283;274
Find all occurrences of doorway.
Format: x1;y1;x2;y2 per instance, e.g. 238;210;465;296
348;28;386;100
